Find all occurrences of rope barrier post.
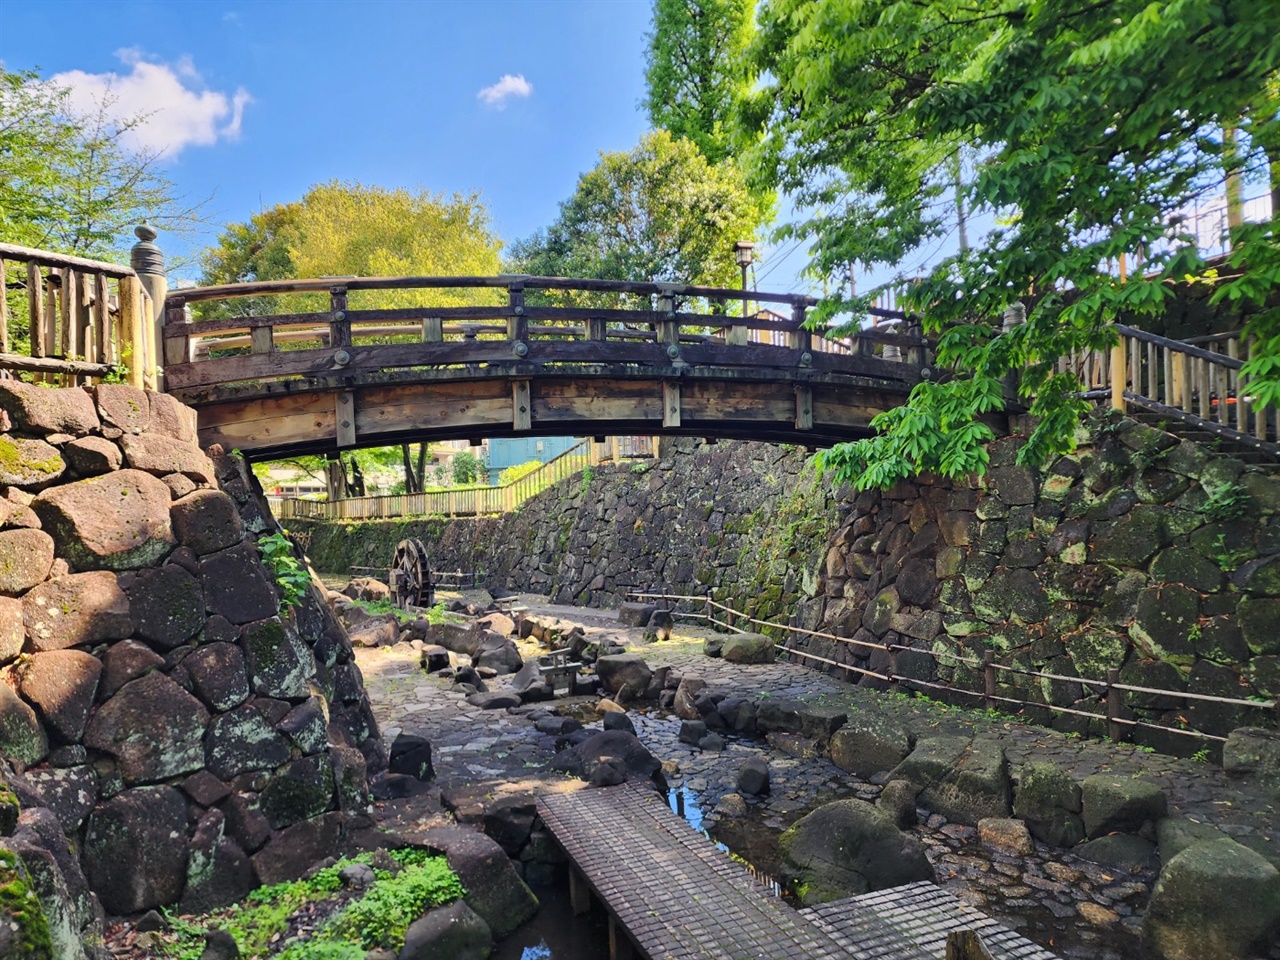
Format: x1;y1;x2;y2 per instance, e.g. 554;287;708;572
703;591;711;621
1106;668;1123;742
886;639;897;687
983;650;996;706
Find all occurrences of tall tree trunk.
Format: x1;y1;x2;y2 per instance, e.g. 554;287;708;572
414;442;429;491
1224;125;1244;243
400;443;418;493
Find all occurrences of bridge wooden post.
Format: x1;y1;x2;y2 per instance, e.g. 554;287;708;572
608;916;634;960
507;283;528;342
422;316;442;342
789;302;811;355
794;384;813;430
657;290;679;350
568;867;591;916
163;301;192;370
330;285;350;350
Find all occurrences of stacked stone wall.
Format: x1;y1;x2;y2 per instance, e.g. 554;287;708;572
293;414;1280;754
0;381;378;943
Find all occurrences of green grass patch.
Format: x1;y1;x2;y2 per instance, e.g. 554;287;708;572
160;849;464;960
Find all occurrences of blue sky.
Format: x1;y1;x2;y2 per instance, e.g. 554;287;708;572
2;0;824;288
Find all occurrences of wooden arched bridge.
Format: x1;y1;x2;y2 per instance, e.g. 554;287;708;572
160;276;929;459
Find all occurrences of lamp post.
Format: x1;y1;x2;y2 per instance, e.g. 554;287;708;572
733;240;755;319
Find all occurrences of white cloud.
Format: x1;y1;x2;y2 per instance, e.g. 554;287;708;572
50;50;251;159
477;73;532;109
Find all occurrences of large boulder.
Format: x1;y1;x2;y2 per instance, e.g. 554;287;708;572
421;827;539;941
0;598;21;663
32;469;175;571
258;755;334;830
1143;838;1280;960
199;543;279;625
204;705;292;780
618;602;656;627
93;383;149;433
15;650;101;743
0;381;98;434
84;672;210;783
720;633;776;664
1222;727;1280;793
829;714;912;778
83;785;189;914
755;698;847;740
472;634;523;675
251;811;347;886
119;432;215;484
0;527;55;597
0;436;64;489
673;675;706;720
1013;760;1084;848
595;654;653;700
779;798;934;904
22;571;132;651
548;730;665;791
0;683;47;765
399;900;492;960
241;617;318;699
178;810;254;914
169;490;243;556
184;642;252;711
890;736;1011;826
1081;774;1166;839
125;565;204;649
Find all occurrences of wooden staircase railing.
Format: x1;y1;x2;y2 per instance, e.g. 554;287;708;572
274;436;599;521
0;243;153;388
1060;325;1277;456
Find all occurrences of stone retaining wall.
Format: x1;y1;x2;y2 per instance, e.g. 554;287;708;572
0;381;379;945
292;412;1280;754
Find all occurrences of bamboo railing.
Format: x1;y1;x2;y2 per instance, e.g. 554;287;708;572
275;437;599;521
1061;325;1276;453
630;591;1279;748
0;243;153;388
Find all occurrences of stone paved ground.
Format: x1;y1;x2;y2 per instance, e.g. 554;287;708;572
360;595;1280;960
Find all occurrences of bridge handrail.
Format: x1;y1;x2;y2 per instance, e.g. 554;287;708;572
0;242;150;388
167;273;819;308
1061;324;1276;453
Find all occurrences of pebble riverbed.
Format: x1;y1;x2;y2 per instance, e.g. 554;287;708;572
360;595;1280;960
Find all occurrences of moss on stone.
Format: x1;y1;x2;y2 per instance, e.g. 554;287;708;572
0;848;53;960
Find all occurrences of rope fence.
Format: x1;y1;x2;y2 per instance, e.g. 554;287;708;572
628;591;1279;747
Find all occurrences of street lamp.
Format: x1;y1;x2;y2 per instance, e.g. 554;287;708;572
733;240;755;318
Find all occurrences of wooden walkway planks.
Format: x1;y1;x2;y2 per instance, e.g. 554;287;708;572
537;782;857;960
538;783;1062;960
802;882;1061;960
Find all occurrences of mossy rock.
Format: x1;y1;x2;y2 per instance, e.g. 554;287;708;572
258;755;335;830
0;846;53;960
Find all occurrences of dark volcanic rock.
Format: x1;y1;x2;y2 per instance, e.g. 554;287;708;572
85;671;210;783
84;785;189;914
200;543;279;625
32;468;175;571
126;564;205;649
16;649;101;743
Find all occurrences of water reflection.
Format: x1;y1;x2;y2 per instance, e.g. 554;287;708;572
518;944;551;960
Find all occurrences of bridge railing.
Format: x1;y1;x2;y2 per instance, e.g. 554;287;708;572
0;243;152;388
275;437;598;520
1060;325;1277;454
160;275;928;397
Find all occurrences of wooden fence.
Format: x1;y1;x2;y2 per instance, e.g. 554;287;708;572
275;437;598;520
1060;325;1276;453
630;591;1279;748
0;243;152;388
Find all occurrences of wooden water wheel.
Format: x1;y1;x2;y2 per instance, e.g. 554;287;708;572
390;538;433;609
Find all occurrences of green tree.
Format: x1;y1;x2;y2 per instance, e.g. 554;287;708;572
507;130;767;294
644;0;755;165
740;0;1280;488
0;66;203;258
450;451;488;485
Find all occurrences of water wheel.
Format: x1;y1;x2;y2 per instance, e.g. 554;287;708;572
390;538;433;609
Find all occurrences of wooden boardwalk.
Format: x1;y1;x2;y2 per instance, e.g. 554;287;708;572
536;783;1061;960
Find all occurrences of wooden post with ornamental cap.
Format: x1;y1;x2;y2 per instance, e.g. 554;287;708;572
130;223;167;390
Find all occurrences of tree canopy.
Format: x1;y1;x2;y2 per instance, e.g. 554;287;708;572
740;0;1280;488
507;129;767;293
0;66;203;259
200;181;503;314
644;0;755;165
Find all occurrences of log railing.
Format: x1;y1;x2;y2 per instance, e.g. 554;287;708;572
630;591;1279;748
1060;325;1276;453
275;436;599;521
0;243;152;388
161;275;927;397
